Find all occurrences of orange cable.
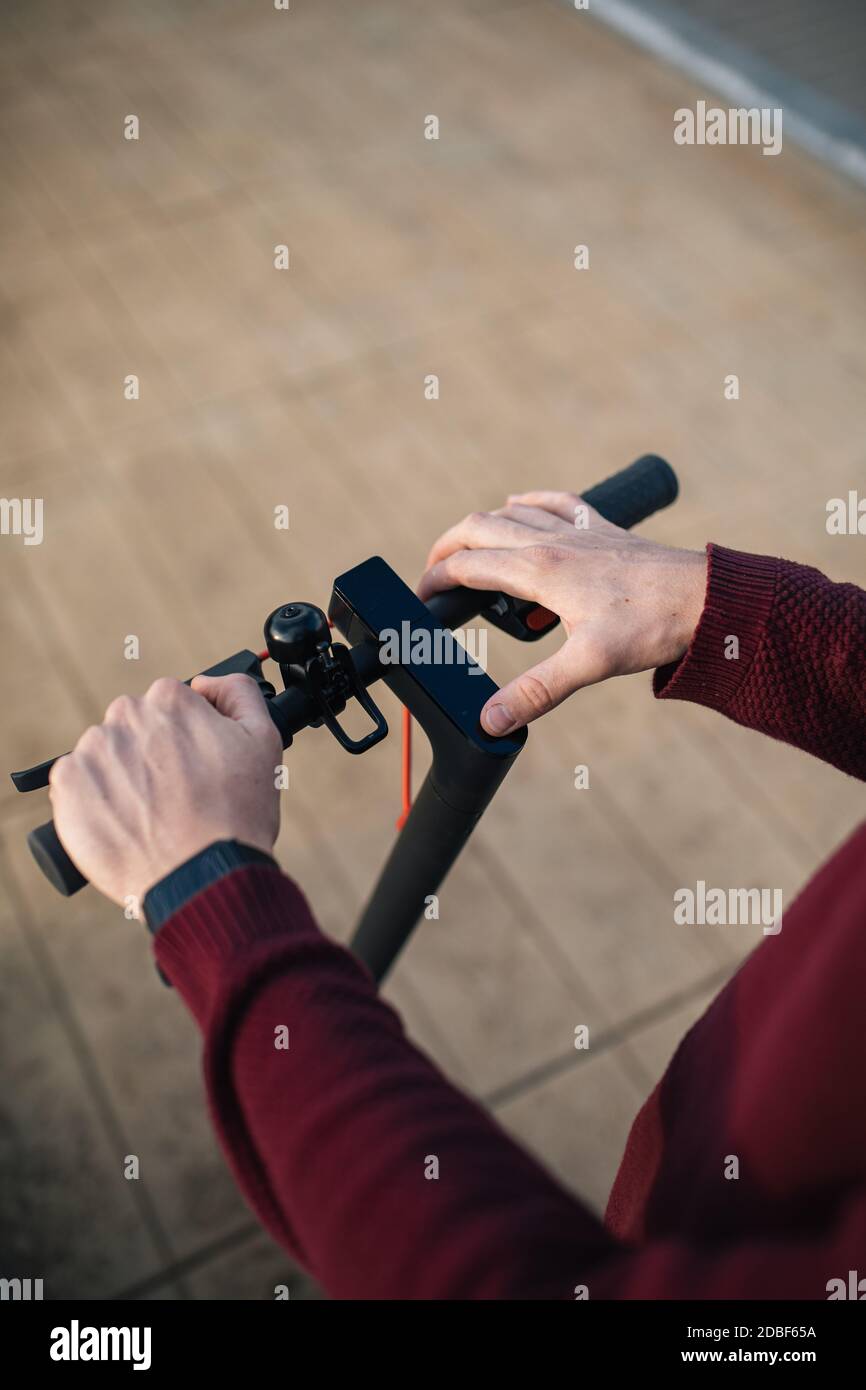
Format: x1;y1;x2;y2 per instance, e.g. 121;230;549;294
396;706;412;830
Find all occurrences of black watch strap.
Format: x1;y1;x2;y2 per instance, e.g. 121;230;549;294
143;839;277;936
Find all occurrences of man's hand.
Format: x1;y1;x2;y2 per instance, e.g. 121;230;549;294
49;674;282;912
418;490;708;734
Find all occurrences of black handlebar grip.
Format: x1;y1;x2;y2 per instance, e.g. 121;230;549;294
28;821;88;897
582;453;678;529
430;454;678;634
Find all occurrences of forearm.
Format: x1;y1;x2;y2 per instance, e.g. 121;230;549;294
155;866;865;1299
655;544;866;780
154;865;610;1298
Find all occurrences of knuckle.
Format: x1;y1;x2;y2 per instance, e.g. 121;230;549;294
516;671;555;717
75;723;103;754
525;542;567;572
548;542;573;565
519;543;545;569
466;510;489;527
227;672;264;704
105;694;136;722
48;755;72;788
146;676;186;706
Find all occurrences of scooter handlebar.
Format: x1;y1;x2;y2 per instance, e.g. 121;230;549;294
24;453;678;898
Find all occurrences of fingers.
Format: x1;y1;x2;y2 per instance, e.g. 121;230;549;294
98;676;274;738
420;494;613;602
490;503;565;532
70;674;277;751
104;694;140;726
481;648;576;735
425;510;544;572
51;723;122;803
480;635;610;735
190;672;275;738
508;490;610;530
48;751;76;801
418;546;542;603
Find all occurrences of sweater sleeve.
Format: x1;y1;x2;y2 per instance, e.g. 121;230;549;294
654;544;866;780
154;863;866;1300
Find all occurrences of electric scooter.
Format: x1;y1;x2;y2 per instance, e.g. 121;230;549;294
10;455;678;982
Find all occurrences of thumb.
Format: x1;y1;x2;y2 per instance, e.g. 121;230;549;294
481;646;584;735
191;673;274;735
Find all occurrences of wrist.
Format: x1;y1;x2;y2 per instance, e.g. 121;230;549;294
667;548;709;662
655;544;779;706
143;839;278;935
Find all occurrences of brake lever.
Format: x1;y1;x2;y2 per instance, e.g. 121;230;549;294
10;649;277;795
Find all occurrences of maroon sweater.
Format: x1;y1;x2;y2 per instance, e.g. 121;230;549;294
155;545;866;1299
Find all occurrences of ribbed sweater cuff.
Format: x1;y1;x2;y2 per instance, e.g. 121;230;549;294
153;864;318;1025
654;544;779;710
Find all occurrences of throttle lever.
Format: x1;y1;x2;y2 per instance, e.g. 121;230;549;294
482;595;558;642
479;453;678;642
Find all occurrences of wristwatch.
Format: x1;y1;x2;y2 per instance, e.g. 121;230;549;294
143;839;277;935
